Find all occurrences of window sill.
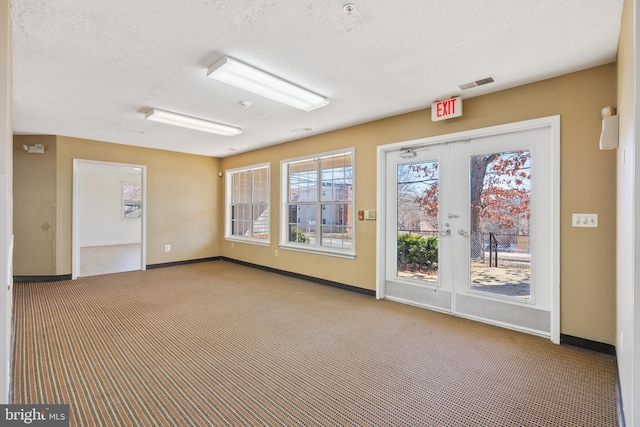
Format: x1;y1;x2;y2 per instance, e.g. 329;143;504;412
225;236;270;247
279;243;355;259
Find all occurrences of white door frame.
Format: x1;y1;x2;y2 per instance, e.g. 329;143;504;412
72;159;147;280
376;116;560;343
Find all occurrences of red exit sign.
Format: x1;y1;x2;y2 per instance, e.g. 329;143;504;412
431;97;462;121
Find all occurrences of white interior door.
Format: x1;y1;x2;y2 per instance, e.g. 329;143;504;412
378;117;559;341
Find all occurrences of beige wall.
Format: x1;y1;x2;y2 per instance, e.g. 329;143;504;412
13;135;223;276
221;64;618;344
13;135;57;275
616;0;638;424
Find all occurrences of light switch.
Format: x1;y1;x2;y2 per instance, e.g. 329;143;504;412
572;213;598;228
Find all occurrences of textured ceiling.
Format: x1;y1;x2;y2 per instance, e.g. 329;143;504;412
11;0;624;158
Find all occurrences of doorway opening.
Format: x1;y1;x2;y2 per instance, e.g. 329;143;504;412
72;160;147;279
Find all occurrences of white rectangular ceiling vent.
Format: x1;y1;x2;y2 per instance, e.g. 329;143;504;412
458;76;496;91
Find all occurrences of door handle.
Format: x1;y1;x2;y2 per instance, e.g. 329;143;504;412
457;229;469;236
439;228;451;236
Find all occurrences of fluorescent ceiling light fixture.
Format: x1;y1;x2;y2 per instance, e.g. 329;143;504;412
207;56;329;112
145;109;242;136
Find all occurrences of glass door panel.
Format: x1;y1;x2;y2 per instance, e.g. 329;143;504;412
396;161;440;283
469;150;531;299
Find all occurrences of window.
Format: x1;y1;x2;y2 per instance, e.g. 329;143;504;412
122;182;142;218
225;164;270;244
281;149;354;258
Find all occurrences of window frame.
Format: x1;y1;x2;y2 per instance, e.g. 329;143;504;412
122;181;142;219
225;163;271;246
280;148;356;259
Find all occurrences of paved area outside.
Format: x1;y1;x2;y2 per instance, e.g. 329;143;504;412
470;262;530;299
397;261;531;299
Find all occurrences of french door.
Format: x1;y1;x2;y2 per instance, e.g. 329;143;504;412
377;117;559;342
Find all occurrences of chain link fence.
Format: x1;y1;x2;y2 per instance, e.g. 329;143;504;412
470;232;530;269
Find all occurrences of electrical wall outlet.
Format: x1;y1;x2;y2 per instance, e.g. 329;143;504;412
572;213;598;228
165;244;171;252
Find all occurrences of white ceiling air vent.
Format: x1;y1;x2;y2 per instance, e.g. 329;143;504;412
458;76;496;91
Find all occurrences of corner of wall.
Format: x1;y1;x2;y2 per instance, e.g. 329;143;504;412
0;0;12;405
615;0;638;425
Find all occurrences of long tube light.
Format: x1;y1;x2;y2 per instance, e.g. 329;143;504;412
207;56;329;112
145;108;242;136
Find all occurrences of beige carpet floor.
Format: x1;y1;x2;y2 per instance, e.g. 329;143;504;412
12;261;619;426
